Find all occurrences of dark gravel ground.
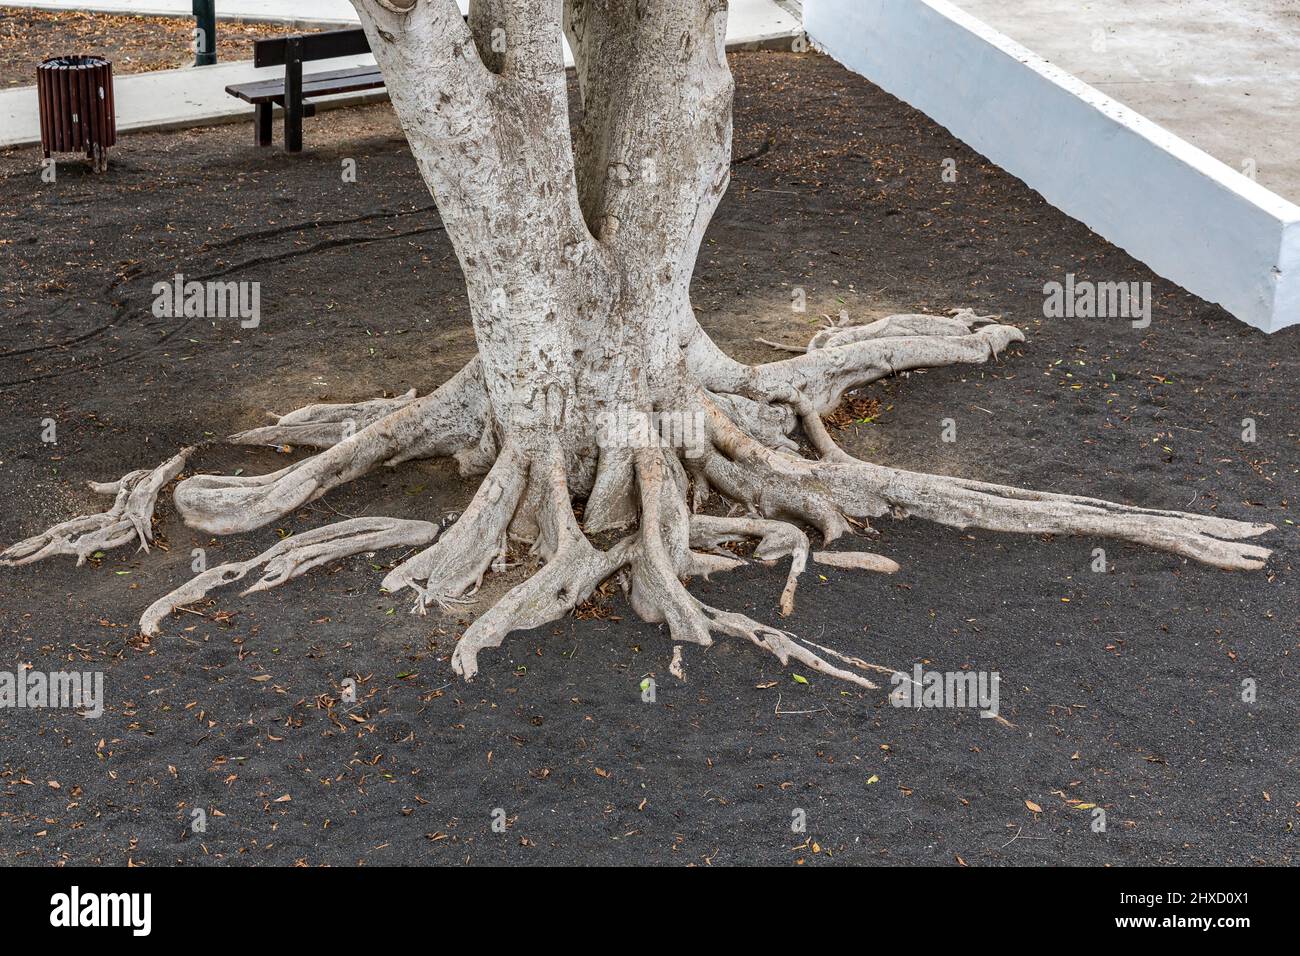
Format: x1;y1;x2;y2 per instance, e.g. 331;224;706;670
0;50;1295;866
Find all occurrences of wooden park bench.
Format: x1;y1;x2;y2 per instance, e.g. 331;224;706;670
225;28;383;153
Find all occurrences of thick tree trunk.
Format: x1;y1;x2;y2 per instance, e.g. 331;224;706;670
2;0;1273;689
351;0;734;533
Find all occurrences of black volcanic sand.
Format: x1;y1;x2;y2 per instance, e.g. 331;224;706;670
0;51;1295;866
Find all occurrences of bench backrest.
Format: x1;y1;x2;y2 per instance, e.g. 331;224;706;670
254;28;371;68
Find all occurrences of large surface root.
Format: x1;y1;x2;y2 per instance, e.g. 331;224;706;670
1;448;194;566
381;445;528;612
1;311;1275;696
761;323;1025;415
450;453;632;680
699;312;1025;417
139;516;440;636
815;461;1274;571
704;393;1272;573
757;308;999;355
230;388;420;450
174;360;489;535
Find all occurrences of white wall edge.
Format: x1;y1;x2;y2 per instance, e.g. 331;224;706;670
804;0;1300;333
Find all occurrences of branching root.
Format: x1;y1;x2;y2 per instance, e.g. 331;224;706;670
230;388;419;449
174;360;489;535
382;445;528;612
450;453;632;680
689;514;809;615
139;516;441;636
1;448;194;566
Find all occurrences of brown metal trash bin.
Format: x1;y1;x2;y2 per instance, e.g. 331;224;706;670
37;55;116;173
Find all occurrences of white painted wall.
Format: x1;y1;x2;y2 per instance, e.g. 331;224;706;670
804;0;1300;333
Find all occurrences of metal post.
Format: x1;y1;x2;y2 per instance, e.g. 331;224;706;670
193;0;217;66
284;36;303;153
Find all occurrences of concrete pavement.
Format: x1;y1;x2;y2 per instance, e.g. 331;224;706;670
951;0;1300;204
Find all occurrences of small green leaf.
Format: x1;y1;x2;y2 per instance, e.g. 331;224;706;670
791;674;808;685
639;678;651;692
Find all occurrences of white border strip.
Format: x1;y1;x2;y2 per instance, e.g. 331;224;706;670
804;0;1299;333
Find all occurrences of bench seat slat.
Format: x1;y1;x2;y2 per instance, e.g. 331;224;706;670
226;66;385;104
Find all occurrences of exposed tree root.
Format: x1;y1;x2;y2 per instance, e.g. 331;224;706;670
806;307;1002;352
174;360;489;535
762;323;1026;415
812;551;901;574
801;637;911;683
230;388;420;450
583;447;639;533
703;396;1273;573
705;315;1025;415
139;516;440;636
1;448;194;566
382;444;528;612
758;307;999;355
689;514;808;616
2;311;1275;697
450;452;632;680
816;462;1274;572
700;605;880;690
626;448;715;647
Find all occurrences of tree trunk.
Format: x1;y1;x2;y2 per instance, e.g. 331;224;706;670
360;0;730;471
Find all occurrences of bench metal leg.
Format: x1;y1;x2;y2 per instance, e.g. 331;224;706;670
255;103;273;147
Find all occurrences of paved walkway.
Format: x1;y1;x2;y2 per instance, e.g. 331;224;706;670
952;0;1300;203
0;0;801;149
